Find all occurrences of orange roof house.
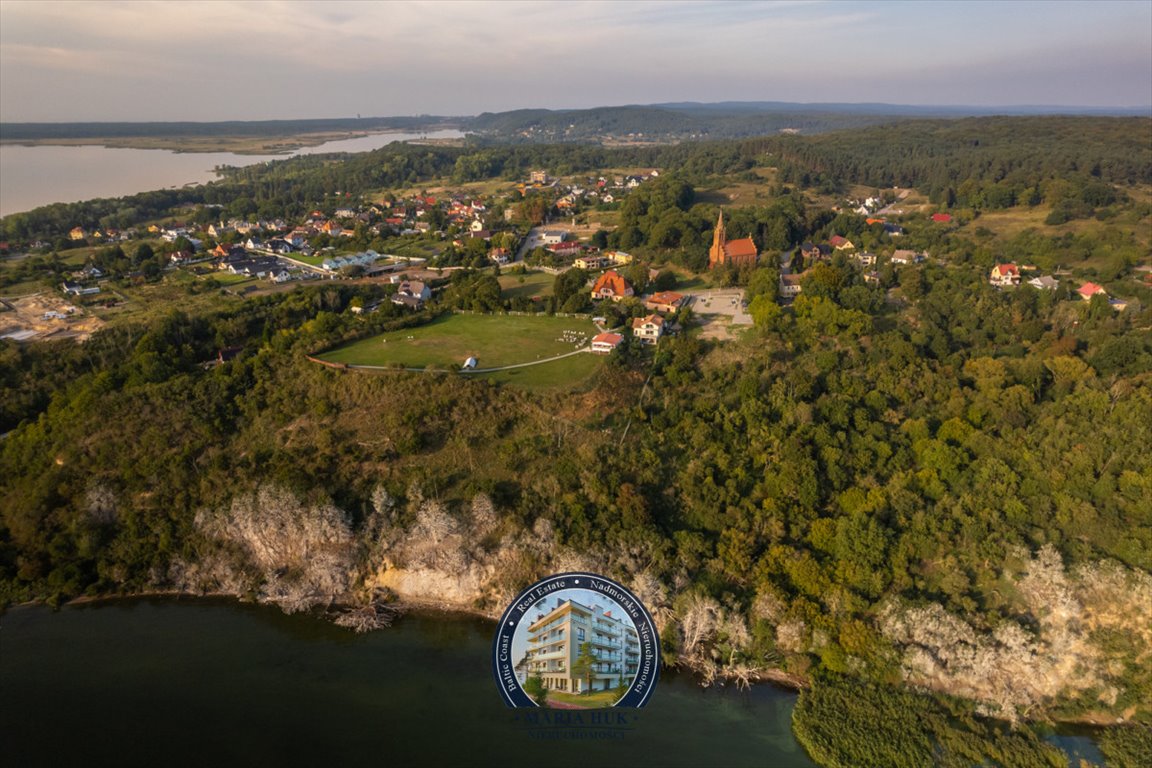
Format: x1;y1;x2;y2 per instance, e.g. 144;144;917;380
591;332;624;354
591;270;633;301
644;291;686;313
990;263;1020;286
708;212;757;269
1077;282;1107;301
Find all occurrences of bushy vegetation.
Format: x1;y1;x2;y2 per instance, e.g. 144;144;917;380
793;679;1065;768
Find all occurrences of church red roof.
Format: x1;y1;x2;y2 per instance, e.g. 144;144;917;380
725;237;757;259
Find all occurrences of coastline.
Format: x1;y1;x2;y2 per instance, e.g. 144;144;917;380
0;127;463;155
21;588;809;693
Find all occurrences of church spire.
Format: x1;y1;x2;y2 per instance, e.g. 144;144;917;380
708;209;727;268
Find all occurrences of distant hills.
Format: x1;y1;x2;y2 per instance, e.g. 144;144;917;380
463;101;1151;143
3;101;1148;146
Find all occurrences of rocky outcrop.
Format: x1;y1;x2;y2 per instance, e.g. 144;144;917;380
171;485;357;612
880;545;1152;722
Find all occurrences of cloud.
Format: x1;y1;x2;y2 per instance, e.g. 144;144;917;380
1;0;1148;121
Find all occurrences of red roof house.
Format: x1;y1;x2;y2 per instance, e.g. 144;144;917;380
1077;282;1107;301
591;270;633;302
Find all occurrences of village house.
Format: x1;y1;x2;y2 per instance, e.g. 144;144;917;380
853;251;877;267
590;332;624;354
606;250;633;265
989;263;1021;287
799;242;832;262
890;249;925;265
1077;282;1107;301
61;281;101;296
779;273;804;298
489;247;511;265
643;291;686;314
546;240;581;257
590;270;633;301
392;280;431;309
932;213;953;223
1028;275;1060;291
575;255;610;270
631;314;665;345
829;235;855;250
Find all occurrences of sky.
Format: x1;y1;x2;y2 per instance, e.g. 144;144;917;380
1;0;1150;122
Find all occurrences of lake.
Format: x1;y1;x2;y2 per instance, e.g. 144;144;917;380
0;599;814;768
0;130;464;217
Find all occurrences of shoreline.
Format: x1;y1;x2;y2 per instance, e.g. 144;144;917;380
6;590;1137;729
0;127;464;155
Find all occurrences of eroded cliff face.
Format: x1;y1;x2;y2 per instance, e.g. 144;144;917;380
880;545;1152;723
171;485;358;612
171;484;1148;722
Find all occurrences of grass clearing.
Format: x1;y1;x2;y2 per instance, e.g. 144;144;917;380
474;349;603;390
319;313;600;371
499;270;554;301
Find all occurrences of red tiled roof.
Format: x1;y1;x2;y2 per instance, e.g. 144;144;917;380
1078;282;1106;297
932;213;953;222
725;237;757;258
592;270;631;296
632;313;665;329
592;332;623;345
647;291;684;306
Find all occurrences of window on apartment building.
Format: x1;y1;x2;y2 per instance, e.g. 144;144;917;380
577;628;585;641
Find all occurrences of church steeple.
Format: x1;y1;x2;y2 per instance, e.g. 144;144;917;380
709;210;727;267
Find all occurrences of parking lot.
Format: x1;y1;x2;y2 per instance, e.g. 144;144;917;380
688;289;752;340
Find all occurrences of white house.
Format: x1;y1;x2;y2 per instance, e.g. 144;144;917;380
631;314;665;345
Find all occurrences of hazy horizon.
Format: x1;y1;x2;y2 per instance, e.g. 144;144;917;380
2;1;1150;123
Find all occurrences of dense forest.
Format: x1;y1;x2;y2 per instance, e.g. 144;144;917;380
2;115;1151;764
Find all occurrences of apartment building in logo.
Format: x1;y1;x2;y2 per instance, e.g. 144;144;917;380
524;598;640;693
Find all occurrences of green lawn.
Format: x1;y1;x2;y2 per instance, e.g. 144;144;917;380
205;272;256;286
499;270;554;301
319;313;599;371
544;689;624;708
476;348;603;390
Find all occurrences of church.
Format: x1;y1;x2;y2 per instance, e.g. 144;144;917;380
708;211;758;269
